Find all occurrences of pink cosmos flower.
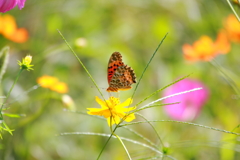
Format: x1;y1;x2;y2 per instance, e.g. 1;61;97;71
0;0;26;13
163;78;209;121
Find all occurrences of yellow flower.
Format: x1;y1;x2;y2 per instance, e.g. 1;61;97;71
24;55;32;64
18;55;34;71
37;75;59;88
50;82;68;94
87;96;136;126
37;75;68;94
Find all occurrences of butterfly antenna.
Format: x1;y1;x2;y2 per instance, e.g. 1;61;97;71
91;86;106;90
107;92;111;97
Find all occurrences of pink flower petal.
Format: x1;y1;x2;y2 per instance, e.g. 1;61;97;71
163;79;209;121
17;0;26;9
0;0;26;13
0;0;17;13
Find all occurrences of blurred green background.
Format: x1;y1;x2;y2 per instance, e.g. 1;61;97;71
0;0;240;159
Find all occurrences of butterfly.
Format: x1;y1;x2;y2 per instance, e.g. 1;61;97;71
106;52;137;92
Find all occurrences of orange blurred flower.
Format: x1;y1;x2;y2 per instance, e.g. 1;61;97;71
233;0;240;5
0;14;28;43
37;75;68;94
182;31;230;61
224;14;240;43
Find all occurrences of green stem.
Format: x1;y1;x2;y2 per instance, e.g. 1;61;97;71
122;127;158;149
58;30;120;159
97;118;125;160
0;69;23;111
57;30;105;101
210;60;240;96
131;33;168;102
226;0;240;21
96;133;114;160
136;113;164;148
122;120;240;136
135;74;192;108
114;133;132;160
97;121;128;160
110;117;113;132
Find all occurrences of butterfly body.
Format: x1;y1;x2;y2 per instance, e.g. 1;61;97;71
107;52;136;92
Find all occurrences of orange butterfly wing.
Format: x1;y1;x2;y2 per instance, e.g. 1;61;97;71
107;52;124;83
107;52;137;92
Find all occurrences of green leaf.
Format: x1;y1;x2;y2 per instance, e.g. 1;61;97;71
2;122;14;135
2;113;23;118
0;121;14;139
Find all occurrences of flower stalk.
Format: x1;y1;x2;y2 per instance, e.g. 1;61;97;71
0;69;23;111
0;55;33;138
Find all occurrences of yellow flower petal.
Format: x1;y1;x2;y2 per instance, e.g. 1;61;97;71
124;113;136;122
107;116;121;126
95;96;109;109
121;106;136;112
116;98;132;109
87;108;111;118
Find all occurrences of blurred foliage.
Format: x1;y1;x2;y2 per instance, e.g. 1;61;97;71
0;0;240;159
